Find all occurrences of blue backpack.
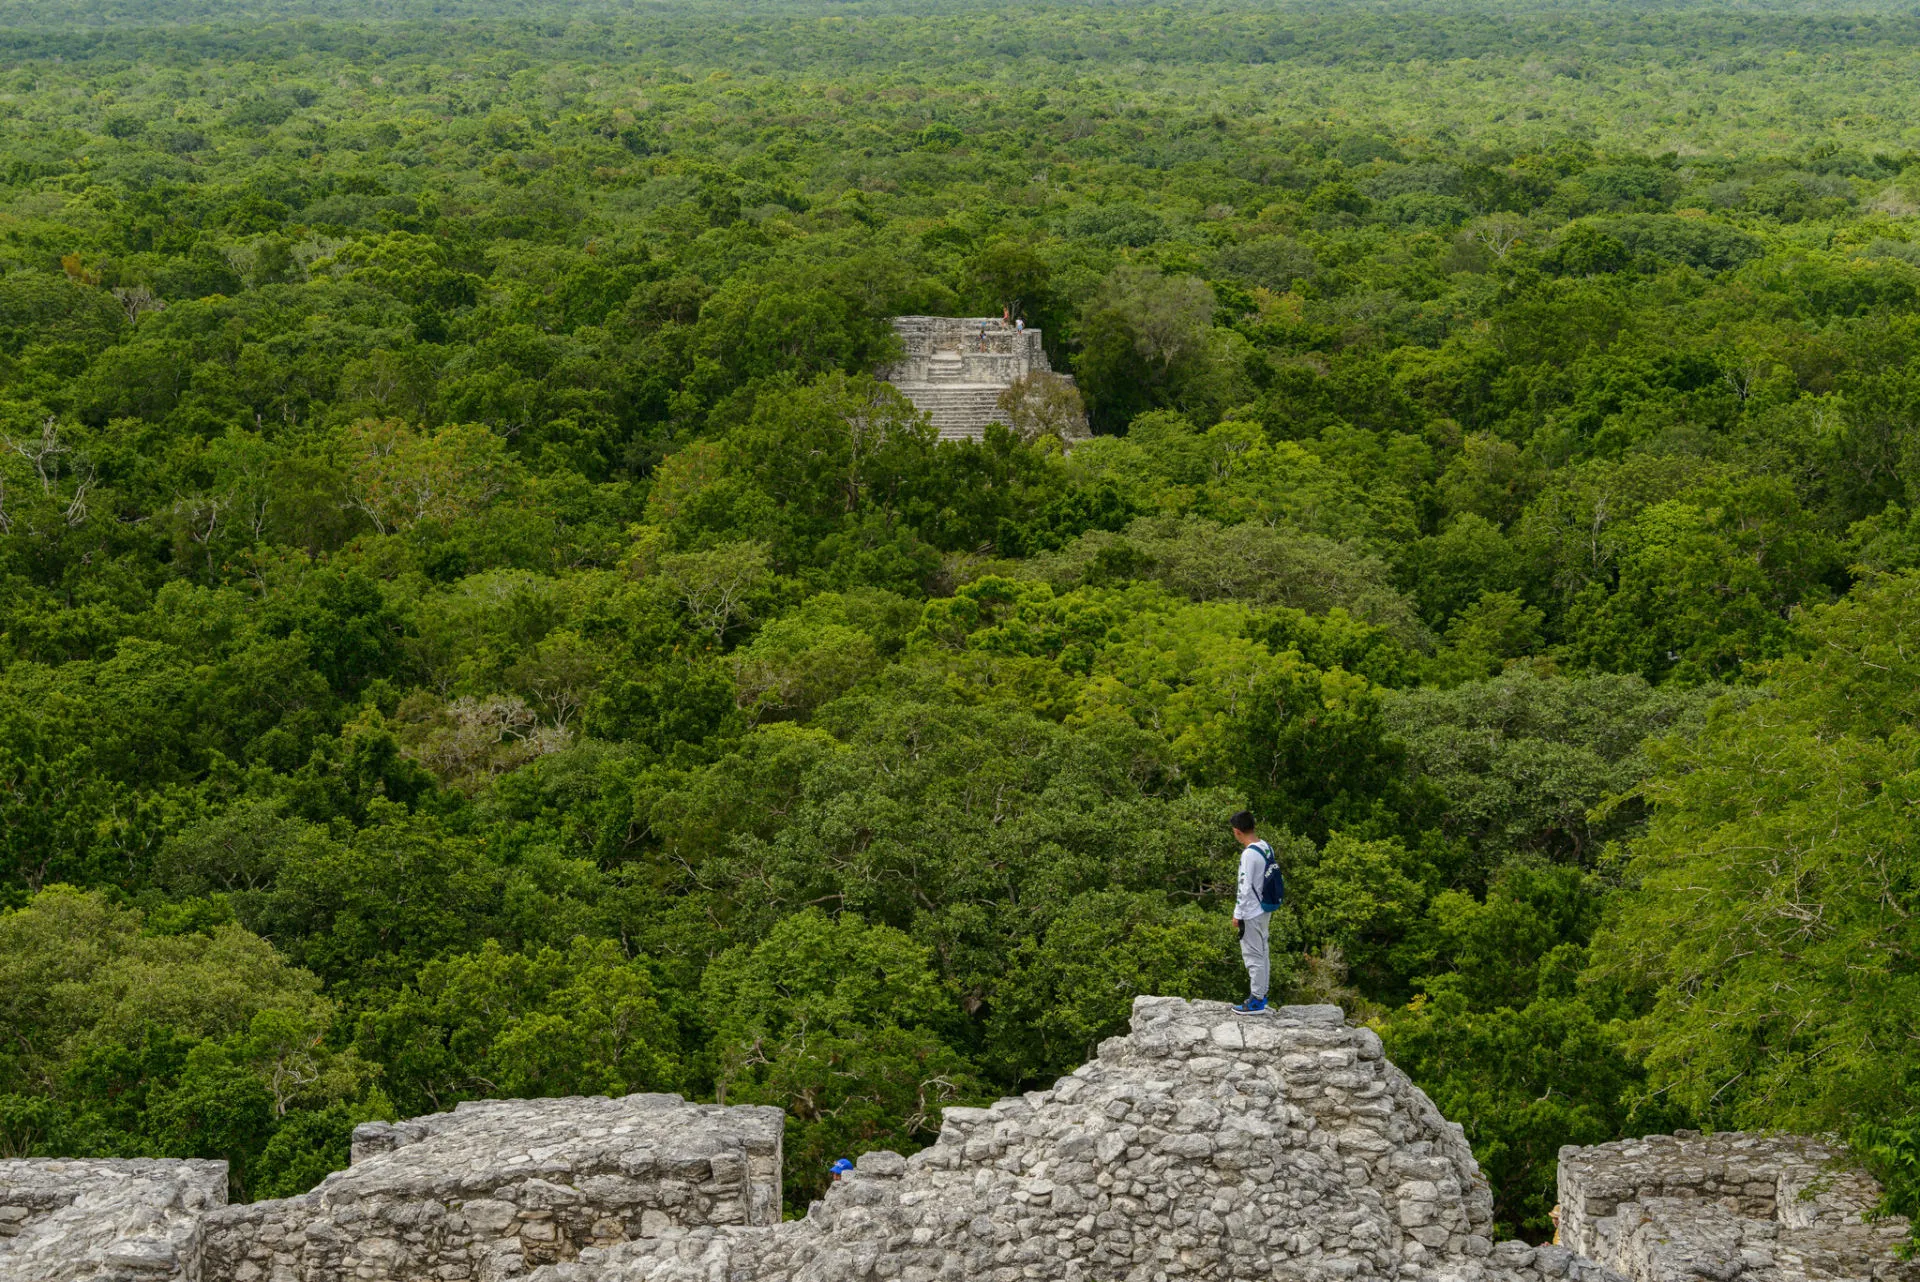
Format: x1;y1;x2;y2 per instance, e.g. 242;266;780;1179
1253;840;1285;913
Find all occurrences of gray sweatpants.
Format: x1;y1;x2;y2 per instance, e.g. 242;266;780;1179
1239;911;1270;1000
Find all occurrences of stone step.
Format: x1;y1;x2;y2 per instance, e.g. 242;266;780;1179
925;351;965;383
892;383;1008;440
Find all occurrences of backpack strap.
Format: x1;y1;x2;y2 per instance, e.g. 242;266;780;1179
1253;840;1283;912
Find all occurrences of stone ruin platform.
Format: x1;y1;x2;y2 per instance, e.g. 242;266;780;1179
1558;1131;1919;1282
535;999;1625;1282
1;1094;782;1282
880;315;1072;440
2;1000;1911;1282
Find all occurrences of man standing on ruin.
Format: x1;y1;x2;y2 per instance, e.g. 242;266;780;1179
1230;810;1278;1015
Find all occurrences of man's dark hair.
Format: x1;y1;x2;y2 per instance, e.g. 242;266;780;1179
1229;810;1256;833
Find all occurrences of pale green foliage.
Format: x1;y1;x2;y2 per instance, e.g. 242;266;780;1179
1201;431;1420;552
399;569;642;711
1063;412;1417;553
733;615;882;723
997;373;1089;444
661;541;776;643
1424;591;1546;686
703;909;953;1086
0;885;368;1184
1438;434;1545;527
1072;599;1279;781
907;578;1393;784
1033;516;1426;642
393;693;571;793
0;886;334;1096
505;629;606;729
341;419;521;536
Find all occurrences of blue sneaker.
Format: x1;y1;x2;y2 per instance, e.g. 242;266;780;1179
1231;996;1268;1015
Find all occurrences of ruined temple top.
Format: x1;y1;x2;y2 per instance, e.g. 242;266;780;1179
879;316;1066;440
885;316;1055;384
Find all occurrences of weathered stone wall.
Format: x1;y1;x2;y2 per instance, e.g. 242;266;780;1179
9;1007;1916;1282
0;1157;226;1282
198;1094;782;1282
531;998;1627;1282
884;316;1054;386
0;1096;779;1282
1558;1131;1917;1282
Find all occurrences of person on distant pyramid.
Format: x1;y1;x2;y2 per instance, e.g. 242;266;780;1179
1229;810;1283;1015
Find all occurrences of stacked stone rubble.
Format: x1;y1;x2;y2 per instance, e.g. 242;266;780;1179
192;1094;781;1282
0;1158;226;1282
533;998;1628;1282
1558;1132;1917;1282
7;1004;1917;1282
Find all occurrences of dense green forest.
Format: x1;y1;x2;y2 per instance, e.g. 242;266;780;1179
3;0;1920;1243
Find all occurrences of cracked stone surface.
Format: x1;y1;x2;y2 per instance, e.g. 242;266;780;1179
1559;1132;1918;1282
198;1093;783;1282
530;998;1630;1282
0;1157;226;1282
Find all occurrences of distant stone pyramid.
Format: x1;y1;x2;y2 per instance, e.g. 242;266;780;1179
881;316;1069;440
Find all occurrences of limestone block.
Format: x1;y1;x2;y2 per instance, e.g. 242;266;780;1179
462;1200;521;1235
193;1096;780;1282
854;1152;906;1179
0;1157;227;1282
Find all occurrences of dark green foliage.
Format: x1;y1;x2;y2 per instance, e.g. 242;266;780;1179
1598;215;1762;273
252;1104;371;1202
356;938;680;1118
703;910;983;1206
